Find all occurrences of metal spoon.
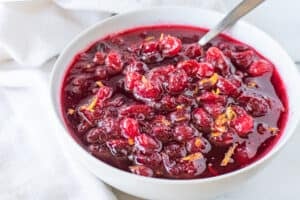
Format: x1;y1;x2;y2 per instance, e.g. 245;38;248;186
198;0;266;46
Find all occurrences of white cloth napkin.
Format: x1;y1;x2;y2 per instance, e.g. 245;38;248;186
0;1;224;200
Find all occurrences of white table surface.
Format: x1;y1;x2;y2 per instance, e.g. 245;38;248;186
1;61;299;200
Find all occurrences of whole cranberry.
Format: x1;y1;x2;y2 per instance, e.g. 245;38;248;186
120;118;140;139
160;35;182;57
124;61;148;74
129;165;154;177
196;62;214;78
203;103;225;118
186;137;211;154
119;104;153;119
177;60;200;76
192;108;213;132
164;143;187;159
230;114;254;137
184;43;202;58
174;125;195;142
134;152;162;167
248;59;273;76
105;51;123;74
230;50;254;69
197;92;227;104
217;76;239;96
135;134;162;154
237;94;269;117
167;69;188;93
134;78;162;100
140;41;162;63
206;47;229;74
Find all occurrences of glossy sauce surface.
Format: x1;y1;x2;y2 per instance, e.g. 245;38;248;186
61;25;288;179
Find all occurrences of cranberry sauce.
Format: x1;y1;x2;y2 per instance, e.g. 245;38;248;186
61;25;288;179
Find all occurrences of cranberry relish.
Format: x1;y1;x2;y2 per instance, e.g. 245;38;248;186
61;25;287;179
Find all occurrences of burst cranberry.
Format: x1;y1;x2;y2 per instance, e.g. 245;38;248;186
134;78;162;100
160;95;177;111
174;125;195;142
134;152;162;167
135;134;162;153
177;60;200;76
230;50;254;69
238;94;269;117
197;92;227;104
167;69;188;93
124;61;148;74
184;43;202;58
95;66;108;79
192;108;213;132
163;144;187;159
105;51;123;74
125;72;142;90
206;47;229;74
129;165;154;177
231;114;254;137
217;76;239;96
196;62;214;78
119;104;153;119
96;86;113;102
120;118;140;139
140;41;162;63
186;137;211;154
160;35;182;57
248;59;273;76
203;103;225;118
106;139;132;156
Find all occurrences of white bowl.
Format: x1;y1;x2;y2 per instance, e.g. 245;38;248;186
50;7;300;200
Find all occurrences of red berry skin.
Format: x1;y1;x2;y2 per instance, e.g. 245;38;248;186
134;80;162;100
106;139;132;156
231;114;254;137
237;94;269;117
248;59;273;76
140;41;162;63
124;61;148;74
135;134;162;154
129;165;154;177
203;103;225;118
192;108;213;132
197;92;227;104
206;47;229;74
125;72;142;90
196;62;214;78
96;86;113;102
163;143;187;159
174;125;195;142
177;60;200;76
184;43;202;58
217;76;239;96
167;69;188;94
230;50;254;69
186;137;211;154
160;35;182;57
120;118;140;139
134;152;162;167
105;52;123;74
234;143;252;165
169;107;191;124
119;104;153;119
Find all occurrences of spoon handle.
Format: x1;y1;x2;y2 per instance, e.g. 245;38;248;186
198;0;266;46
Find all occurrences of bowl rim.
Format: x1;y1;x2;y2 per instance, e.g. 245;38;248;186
50;6;300;184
